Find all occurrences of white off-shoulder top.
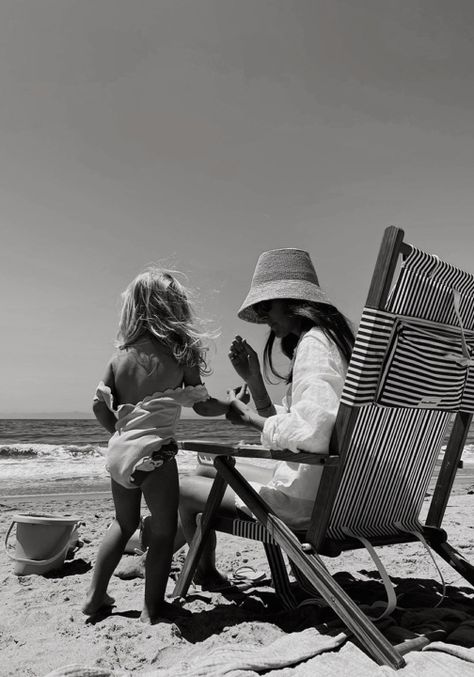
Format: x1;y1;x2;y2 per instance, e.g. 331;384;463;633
235;328;347;530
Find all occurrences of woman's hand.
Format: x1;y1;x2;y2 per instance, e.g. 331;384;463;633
226;393;265;431
228;336;261;383
226;398;255;427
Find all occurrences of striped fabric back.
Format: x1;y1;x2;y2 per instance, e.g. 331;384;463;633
387;246;474;325
326;407;451;540
225;516;276;543
327;242;474;542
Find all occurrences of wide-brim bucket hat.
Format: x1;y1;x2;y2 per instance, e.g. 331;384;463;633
238;248;332;323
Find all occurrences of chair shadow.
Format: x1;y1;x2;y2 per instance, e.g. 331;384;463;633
177;571;474;645
82;583;311;637
171;585;329;643
81;569;474;649
343;569;474;611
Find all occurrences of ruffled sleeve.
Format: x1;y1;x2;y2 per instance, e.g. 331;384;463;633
260;330;346;453
168;384;210;407
93;381;116;412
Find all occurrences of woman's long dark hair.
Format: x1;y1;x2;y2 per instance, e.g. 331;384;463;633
262;300;355;383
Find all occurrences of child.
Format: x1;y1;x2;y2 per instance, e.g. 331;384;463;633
82;267;229;623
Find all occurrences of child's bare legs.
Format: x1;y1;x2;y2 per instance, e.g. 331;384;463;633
178;474;237;589
139;458;179;623
83;480;141;615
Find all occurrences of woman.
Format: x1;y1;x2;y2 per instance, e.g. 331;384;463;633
178;248;354;590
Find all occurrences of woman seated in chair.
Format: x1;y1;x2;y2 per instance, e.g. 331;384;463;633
178;248;355;590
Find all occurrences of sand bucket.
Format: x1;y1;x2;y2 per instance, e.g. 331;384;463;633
4;513;81;575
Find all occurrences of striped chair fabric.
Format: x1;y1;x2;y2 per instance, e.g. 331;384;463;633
328;243;474;543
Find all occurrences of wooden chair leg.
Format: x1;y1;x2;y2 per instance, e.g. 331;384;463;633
263;542;298;609
215;456;406;669
429;540;474;586
172;470;229;599
291;561;324;600
427;411;472;527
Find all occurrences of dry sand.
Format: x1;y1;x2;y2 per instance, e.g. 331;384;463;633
1;470;474;676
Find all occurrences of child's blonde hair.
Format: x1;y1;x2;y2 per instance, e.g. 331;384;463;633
117;267;211;374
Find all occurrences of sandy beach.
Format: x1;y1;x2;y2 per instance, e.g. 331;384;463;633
1;469;474;677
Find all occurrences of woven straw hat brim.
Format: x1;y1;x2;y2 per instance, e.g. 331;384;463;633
238;279;332;324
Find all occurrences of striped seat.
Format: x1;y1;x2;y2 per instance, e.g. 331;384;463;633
173;227;474;671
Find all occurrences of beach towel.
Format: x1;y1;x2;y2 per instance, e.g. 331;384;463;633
43;628;346;676
42;626;474;676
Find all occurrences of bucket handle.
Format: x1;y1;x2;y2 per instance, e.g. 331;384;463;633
4;520;81;568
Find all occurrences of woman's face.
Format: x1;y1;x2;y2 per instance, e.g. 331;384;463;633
254;299;301;338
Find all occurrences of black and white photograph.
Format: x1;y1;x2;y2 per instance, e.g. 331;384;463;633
1;2;474;675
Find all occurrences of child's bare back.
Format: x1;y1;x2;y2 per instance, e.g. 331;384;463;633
112;337;185;406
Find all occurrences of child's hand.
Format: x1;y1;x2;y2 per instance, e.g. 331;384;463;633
228;337;261;382
227;383;250;404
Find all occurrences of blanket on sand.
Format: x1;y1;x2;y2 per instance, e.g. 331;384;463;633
44;623;474;677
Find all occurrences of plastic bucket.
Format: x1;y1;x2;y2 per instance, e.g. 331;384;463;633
4;513;81;575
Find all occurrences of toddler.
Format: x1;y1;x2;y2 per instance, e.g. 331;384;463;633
82;268;228;623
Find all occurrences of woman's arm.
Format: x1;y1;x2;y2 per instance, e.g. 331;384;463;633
229;337;276;416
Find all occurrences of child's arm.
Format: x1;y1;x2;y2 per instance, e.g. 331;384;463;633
183;365;230;417
92;361;118;435
193;397;229;417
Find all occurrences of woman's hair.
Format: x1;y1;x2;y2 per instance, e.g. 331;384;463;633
117;267;211;374
261;300;355;383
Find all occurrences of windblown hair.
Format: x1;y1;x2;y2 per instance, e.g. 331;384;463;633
117;268;211;374
262;300;355;383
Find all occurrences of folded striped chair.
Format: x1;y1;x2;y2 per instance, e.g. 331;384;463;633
173;226;474;670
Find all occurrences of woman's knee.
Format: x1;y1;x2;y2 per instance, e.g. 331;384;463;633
179;475;211;511
179;474;236;520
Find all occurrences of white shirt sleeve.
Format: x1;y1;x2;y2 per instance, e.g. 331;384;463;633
261;330;346;453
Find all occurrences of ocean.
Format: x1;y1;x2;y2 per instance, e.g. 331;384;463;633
0;419;262;497
1;418;473;498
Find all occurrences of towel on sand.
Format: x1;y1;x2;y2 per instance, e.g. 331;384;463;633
43;624;474;677
44;628;346;676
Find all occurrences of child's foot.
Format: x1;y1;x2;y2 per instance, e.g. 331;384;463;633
82;592;115;616
140;600;191;625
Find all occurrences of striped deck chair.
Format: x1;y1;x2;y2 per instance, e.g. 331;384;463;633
173;226;474;670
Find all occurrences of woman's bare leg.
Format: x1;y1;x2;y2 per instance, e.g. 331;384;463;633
178;474;237;587
83;480;141;615
140;459;180;623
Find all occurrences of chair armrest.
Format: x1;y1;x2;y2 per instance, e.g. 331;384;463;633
179;439;338;466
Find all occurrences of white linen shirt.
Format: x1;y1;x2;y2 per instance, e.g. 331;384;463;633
235;327;347;530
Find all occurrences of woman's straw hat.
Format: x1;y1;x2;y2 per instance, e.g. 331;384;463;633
238;248;332;323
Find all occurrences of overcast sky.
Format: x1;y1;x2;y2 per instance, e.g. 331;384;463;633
1;0;474;416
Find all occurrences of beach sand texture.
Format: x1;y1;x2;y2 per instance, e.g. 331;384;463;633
1;471;474;676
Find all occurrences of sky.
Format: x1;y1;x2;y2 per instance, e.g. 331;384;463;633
1;0;474;417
